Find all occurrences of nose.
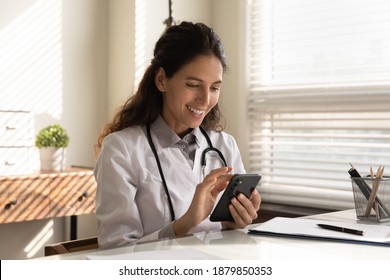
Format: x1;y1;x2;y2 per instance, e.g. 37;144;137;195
196;87;211;106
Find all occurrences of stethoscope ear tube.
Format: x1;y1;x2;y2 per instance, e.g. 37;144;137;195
199;127;227;167
201;147;227;167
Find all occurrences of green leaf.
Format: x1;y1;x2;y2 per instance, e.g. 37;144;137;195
35;124;70;148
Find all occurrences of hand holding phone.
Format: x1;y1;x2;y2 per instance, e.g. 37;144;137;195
210;174;261;222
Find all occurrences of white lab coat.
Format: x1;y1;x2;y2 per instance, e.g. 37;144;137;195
94;117;245;249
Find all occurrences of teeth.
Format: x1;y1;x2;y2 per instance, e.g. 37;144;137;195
187;105;204;115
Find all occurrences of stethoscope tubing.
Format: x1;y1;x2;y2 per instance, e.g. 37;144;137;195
146;124;227;222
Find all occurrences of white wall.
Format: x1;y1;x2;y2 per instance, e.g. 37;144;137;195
106;0;212;118
107;0;134;117
0;0;107;259
0;0;244;259
211;0;248;166
62;0;108;167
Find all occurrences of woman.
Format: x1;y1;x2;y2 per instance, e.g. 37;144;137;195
94;21;261;249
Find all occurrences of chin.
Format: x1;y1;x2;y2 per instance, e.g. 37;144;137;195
189;119;204;128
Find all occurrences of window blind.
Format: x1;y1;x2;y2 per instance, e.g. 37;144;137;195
247;0;390;210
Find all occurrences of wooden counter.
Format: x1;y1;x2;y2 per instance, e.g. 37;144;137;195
0;168;96;224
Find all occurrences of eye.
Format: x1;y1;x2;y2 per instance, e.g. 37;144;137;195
187;83;200;88
211;86;221;92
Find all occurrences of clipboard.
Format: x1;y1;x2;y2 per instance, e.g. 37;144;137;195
248;217;390;247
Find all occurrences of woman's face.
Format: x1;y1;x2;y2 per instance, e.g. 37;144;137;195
155;55;223;137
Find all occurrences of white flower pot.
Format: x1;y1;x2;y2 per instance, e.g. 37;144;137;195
39;147;66;172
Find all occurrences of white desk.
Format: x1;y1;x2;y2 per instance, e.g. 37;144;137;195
39;210;390;260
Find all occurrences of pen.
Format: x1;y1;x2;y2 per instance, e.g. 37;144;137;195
364;165;384;217
348;163;390;217
317;224;363;236
348;163;372;200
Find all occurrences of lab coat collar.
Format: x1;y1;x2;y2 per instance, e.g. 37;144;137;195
151;115;203;148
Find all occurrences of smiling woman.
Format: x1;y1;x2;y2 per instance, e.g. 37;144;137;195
93;21;261;249
155;54;223;137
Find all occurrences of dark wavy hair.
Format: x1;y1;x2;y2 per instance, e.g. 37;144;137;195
96;21;227;153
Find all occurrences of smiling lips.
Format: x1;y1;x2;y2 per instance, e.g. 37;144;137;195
186;105;205;117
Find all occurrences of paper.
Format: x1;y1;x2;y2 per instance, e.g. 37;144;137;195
249;217;390;245
85;248;222;260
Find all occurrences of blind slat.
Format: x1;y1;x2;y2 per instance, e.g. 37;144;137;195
259;183;355;210
248;0;390;210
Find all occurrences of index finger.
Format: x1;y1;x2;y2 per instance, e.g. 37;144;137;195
206;167;232;180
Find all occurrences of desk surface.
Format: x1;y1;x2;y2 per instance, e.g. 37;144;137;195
40;210;390;260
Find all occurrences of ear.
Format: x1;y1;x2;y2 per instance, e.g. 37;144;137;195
155;67;167;92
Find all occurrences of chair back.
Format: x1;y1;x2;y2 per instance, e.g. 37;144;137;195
44;236;98;256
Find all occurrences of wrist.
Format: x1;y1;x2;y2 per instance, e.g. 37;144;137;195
173;213;195;236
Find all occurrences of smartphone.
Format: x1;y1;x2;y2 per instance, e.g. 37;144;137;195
209;174;261;222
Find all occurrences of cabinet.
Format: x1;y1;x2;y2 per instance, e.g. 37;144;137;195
0;110;34;176
49;170;96;217
0;168;96;224
0;175;50;223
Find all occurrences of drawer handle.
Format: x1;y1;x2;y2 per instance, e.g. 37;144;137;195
4;199;17;210
5;160;16;166
77;192;89;202
6;126;17;130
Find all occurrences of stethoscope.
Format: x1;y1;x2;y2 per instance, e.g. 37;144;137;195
146;124;227;221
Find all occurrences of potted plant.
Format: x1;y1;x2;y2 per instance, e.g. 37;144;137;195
35;124;70;172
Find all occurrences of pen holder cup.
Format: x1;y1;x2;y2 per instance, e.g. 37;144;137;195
351;177;390;222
